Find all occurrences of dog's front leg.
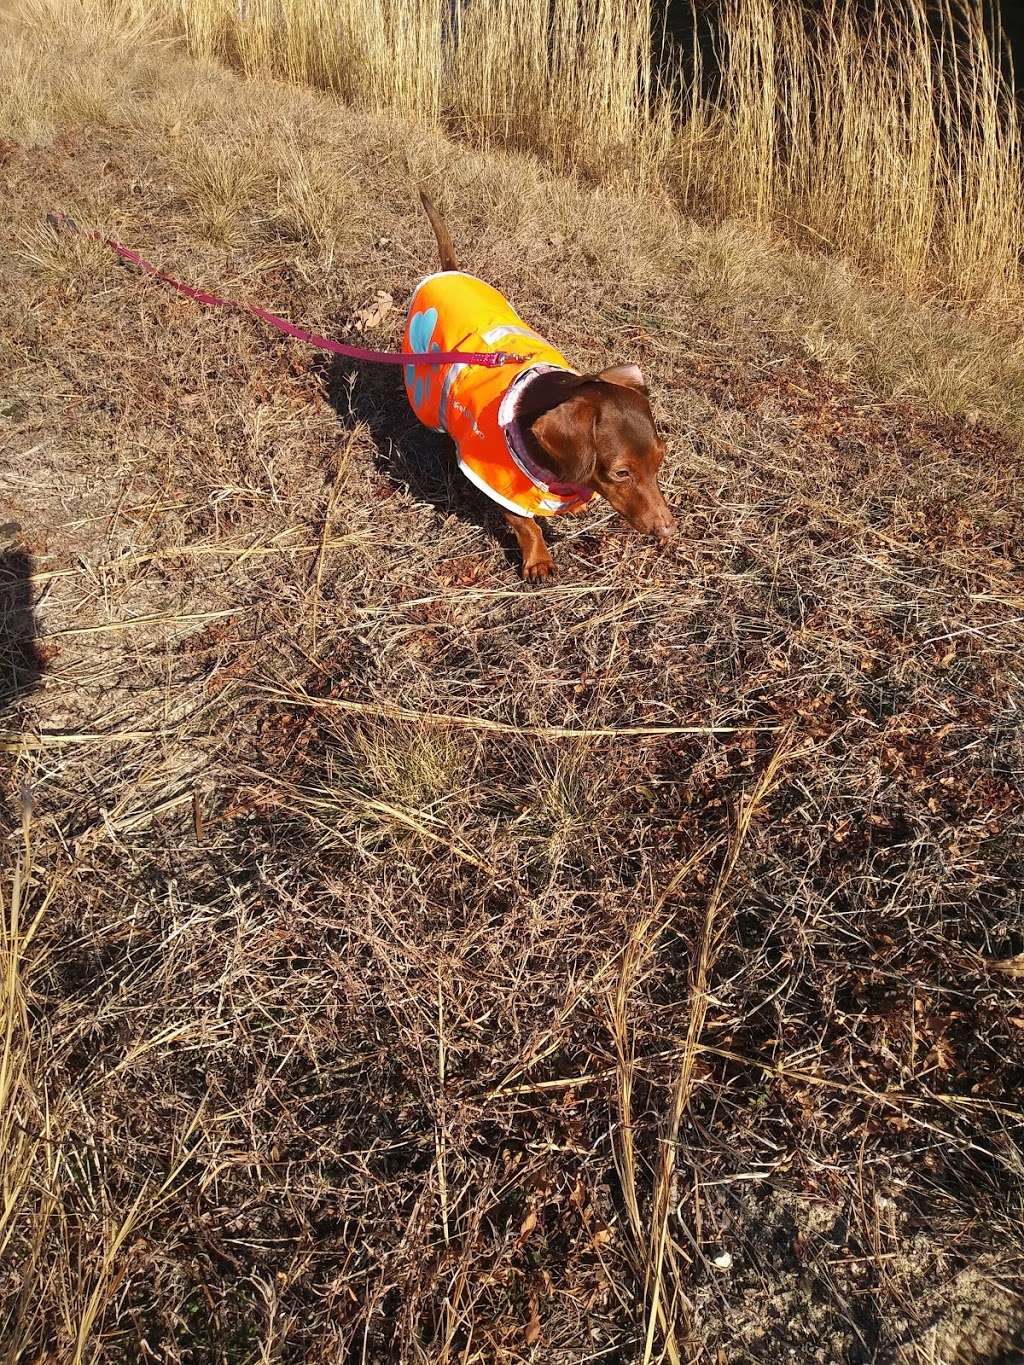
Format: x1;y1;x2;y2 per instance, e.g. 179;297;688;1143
503;510;556;582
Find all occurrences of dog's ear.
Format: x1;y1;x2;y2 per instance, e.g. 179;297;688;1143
596;363;647;395
530;395;598;484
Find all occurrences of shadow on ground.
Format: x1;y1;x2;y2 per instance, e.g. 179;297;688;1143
316;356;568;574
1;524;43;832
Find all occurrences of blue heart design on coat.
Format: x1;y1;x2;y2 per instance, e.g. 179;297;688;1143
406;307;441;411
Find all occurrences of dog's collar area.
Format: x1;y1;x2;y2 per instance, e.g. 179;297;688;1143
499;365;594;506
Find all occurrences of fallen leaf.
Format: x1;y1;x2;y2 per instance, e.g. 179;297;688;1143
353;290;393;332
927;1035;953;1072
517;1208;538;1246
525;1298;541;1346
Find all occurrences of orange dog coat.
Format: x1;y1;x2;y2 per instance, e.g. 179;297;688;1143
403;272;594;518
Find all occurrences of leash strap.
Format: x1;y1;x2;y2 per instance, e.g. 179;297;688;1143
46;212;525;370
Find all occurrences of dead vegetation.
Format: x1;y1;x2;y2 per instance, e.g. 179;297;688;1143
80;0;1024;308
2;2;1024;1361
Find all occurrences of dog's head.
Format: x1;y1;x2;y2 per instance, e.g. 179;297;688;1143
526;366;675;541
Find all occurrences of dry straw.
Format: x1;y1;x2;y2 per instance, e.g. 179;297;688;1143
115;0;1024;306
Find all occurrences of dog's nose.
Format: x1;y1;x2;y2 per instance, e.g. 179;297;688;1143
652;514;676;542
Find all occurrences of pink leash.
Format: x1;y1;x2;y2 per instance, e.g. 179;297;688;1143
46;212;526;370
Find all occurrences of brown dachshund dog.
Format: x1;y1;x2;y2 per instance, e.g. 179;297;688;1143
404;195;675;580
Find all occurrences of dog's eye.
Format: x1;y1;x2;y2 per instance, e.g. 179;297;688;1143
611;468;632;482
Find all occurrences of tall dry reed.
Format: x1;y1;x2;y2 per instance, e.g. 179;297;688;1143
140;0;1021;304
28;0;1023;303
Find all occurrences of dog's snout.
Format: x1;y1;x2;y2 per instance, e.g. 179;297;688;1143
623;495;676;543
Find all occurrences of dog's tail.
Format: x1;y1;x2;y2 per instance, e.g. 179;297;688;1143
419;191;459;272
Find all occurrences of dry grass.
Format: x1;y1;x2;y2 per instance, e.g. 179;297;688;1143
2;2;1024;1361
61;0;1024;307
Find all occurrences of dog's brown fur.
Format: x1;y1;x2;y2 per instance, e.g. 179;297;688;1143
419;193;675;579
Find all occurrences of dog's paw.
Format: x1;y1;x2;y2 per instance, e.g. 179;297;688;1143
522;556;557;583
